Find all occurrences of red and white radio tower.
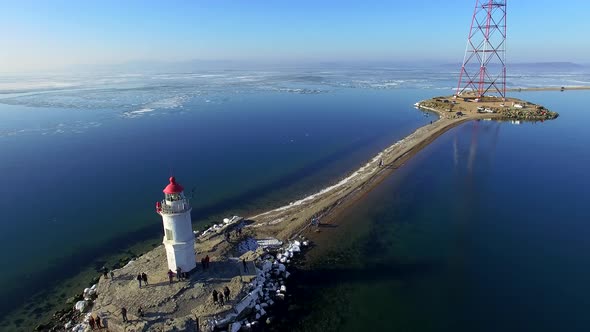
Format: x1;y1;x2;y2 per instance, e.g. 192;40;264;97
456;0;507;100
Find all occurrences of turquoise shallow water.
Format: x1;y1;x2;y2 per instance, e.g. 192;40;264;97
284;90;590;331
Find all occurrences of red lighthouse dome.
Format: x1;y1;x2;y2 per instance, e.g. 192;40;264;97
163;176;184;194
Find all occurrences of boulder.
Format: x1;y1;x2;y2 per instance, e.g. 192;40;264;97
74;301;87;312
230;322;241;332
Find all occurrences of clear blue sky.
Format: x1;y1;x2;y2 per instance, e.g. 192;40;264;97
1;0;589;72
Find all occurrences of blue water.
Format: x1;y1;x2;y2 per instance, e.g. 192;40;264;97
0;72;436;327
286;90;590;331
1;68;589;330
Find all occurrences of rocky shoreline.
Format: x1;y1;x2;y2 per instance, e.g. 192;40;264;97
417;95;558;121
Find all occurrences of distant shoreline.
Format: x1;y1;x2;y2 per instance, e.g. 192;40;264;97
508;86;590;92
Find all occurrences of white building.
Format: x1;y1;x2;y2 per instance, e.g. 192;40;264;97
155;177;196;272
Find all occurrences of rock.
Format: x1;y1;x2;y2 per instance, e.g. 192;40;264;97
230;322;241;332
74;300;87;312
215;313;238;329
262;261;272;272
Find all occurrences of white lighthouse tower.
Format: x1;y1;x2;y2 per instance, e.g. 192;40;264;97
155;177;196;272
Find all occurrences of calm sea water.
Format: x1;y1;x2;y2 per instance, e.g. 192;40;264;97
286;90;590;331
1;68;588;330
0;72;436;329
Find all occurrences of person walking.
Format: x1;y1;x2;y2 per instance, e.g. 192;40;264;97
141;272;148;286
205;255;210;269
218;292;225;306
95;316;102;329
121;307;128;323
102;266;108;279
201;257;206;269
176;267;182;281
167;269;175;284
223;286;230;301
110;271;115;280
88;315;96;329
212;289;218;303
136;273;142;288
242;259;249;273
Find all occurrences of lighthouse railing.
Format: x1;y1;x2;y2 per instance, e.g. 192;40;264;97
160;199;191;214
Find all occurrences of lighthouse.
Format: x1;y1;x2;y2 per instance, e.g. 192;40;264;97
156;177;196;272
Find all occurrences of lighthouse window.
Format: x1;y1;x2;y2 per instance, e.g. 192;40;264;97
165;228;174;241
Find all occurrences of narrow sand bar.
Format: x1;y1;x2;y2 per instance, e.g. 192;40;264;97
247;102;499;240
246;94;557;239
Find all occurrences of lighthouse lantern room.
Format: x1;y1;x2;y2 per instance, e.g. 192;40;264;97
156;177;196;272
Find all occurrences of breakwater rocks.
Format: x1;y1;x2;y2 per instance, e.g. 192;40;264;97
211;239;308;332
497;107;558;120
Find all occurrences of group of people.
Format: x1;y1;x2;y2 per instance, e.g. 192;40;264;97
166;267;189;283
119;306;145;323
200;255;210;269
100;225;251;327
120;307;128;323
87;314;103;329
212;286;231;306
136;272;148;288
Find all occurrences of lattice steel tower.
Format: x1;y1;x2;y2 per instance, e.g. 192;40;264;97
456;0;507;100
